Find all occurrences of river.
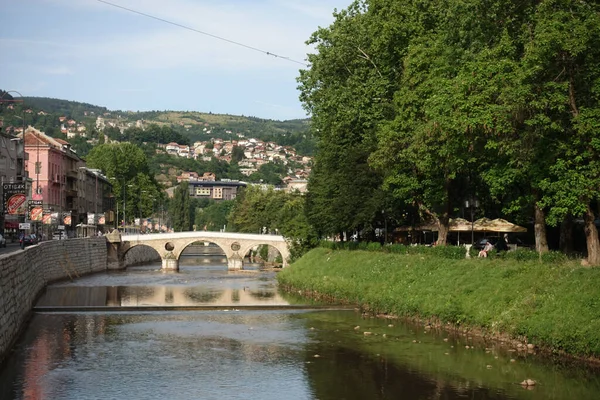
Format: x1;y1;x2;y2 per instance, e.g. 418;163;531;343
1;255;600;399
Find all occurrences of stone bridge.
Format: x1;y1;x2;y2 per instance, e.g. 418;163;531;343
106;231;290;271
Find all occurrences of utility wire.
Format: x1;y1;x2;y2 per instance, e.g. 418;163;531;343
96;0;309;67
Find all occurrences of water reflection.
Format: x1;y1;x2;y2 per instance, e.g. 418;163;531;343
3;310;600;400
36;263;290;308
2;261;600;400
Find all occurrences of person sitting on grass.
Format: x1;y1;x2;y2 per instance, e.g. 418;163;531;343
478;241;494;258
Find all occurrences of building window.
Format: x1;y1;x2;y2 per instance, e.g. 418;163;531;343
213;187;223;199
195;187;211;196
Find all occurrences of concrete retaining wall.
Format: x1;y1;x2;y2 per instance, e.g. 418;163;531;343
0;238;107;366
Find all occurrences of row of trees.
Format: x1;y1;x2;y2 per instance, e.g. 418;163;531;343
85;143;164;226
298;0;600;264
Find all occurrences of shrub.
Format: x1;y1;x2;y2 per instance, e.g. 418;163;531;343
541;250;569;265
366;242;382;252
430;245;467;260
501;248;539;262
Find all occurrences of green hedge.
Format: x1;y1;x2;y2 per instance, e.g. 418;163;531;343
321;241;571;264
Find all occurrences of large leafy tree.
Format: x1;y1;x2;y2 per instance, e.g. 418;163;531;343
298;0;403;240
86;142;160;225
195;200;233;232
170;182;192;231
228;186;317;259
530;0;600;264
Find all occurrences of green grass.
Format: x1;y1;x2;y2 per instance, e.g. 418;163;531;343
278;248;600;357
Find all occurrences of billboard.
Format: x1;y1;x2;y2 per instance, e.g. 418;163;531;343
28;200;43;221
63;213;72;226
42;213;52;225
3;183;27;216
98;214;105;225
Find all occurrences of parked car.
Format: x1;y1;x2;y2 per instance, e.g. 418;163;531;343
0;234;6;248
20;234;38;247
472;237;496;251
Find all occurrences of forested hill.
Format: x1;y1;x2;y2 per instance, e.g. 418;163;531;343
19;96;310;139
21;97;109;120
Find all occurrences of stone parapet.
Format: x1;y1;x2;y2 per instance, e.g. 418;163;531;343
0;238;107;366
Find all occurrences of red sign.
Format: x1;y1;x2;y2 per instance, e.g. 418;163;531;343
42;214;52;225
3;183;27;216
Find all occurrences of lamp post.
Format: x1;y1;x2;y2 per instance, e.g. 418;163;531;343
465;199;479;244
124;184;133;230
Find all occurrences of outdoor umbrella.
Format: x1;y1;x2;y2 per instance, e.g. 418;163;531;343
486;218;527;233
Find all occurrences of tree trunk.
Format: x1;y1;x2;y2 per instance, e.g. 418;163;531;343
534;203;549;253
559;214;574;254
583;204;600;266
435;178;451;245
437;220;449;245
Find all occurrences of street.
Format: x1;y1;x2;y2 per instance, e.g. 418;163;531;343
0;241;26;255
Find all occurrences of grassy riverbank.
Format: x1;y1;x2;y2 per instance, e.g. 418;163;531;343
277;248;600;358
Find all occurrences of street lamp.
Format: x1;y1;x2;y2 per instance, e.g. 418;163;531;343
124;184;133;229
465;199;479;244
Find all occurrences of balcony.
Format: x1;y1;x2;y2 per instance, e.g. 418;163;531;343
65;189;77;198
66;170;78;179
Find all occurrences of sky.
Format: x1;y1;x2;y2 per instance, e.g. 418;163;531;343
0;0;351;121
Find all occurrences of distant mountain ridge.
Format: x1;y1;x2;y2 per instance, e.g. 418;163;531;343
21;96;310;139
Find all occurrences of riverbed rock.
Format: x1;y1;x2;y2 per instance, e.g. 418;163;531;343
520;379;536;387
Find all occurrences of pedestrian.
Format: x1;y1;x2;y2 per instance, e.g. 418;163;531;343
496;234;509;252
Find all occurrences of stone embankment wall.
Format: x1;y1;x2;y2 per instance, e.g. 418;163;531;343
0;238;107;366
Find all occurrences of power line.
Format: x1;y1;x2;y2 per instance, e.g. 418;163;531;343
96;0;309;67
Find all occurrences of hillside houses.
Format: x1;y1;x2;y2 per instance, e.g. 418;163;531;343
156;137;312;173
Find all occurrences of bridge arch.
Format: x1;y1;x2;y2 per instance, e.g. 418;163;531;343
121;243;161;267
239;242;288;267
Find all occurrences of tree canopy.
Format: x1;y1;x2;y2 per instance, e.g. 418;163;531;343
299;0;600;264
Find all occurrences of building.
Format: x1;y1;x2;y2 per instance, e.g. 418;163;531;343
188;180;246;201
77;167;114;228
0;127;29;234
21;127;114;236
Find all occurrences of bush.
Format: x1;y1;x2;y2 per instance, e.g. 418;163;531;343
429;245;467;260
503;248;539;262
541;250;569;265
366;242;382;251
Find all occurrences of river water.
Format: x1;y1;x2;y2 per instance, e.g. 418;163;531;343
1;255;600;399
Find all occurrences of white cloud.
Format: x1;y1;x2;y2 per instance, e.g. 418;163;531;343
40;66;74;75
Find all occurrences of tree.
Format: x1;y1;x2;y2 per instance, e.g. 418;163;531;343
298;1;400;239
85;142;160;226
228;186;317;259
170;182;191;231
195;200;233;231
530;0;600;264
231;145;245;163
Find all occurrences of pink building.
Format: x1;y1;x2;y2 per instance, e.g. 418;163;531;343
23;127;81;213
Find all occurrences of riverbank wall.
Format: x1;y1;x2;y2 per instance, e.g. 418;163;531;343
277;248;600;361
0;238;159;366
